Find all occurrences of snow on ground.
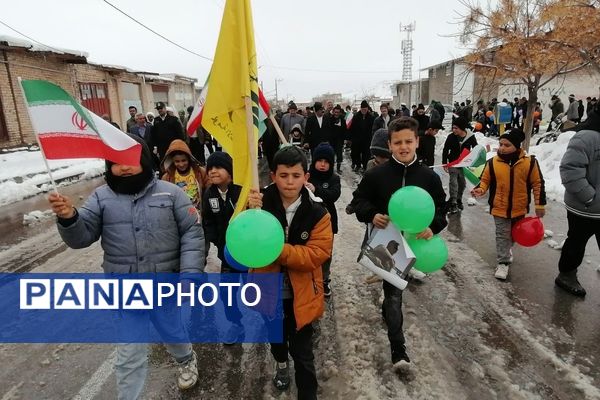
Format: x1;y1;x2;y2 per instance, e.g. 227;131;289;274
0;149;104;207
22;210;54;225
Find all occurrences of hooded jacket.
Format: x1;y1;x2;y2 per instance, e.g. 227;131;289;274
161;139;209;206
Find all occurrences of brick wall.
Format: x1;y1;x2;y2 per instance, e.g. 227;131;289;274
0;50;76;146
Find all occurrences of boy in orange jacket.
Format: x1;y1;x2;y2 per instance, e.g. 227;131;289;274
248;146;332;399
472;129;546;280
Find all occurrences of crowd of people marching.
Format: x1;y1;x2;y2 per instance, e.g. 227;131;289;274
47;93;600;400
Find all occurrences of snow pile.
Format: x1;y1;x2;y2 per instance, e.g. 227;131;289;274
528;131;576;202
23;210;54;225
0;150;104;207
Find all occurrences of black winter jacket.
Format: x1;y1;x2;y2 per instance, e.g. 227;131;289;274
442;132;478;164
202;183;242;261
309;173;341;234
350;156;448;234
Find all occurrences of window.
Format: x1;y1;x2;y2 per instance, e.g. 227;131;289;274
446;63;452;77
431;68;437;79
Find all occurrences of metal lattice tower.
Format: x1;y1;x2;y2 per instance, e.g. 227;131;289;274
400;22;415;81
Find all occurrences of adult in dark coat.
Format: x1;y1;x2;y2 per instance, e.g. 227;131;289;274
417;120;444;167
350;100;375;171
149;101;185;162
304;102;332;152
412;104;430;136
329;105;347;173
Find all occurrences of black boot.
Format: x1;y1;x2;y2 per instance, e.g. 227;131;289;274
555;271;587;297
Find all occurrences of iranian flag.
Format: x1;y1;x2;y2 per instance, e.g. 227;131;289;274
345;111;353;129
445;144;487;168
20;79;141;166
186;80;271;138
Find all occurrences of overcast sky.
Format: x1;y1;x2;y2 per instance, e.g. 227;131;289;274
0;0;475;102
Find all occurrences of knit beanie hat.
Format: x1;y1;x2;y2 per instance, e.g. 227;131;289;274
312;143;335;166
360;100;369;108
370;128;391;158
417;103;425;110
452;116;469;131
206;151;233;177
500;129;526;149
310;143;335;180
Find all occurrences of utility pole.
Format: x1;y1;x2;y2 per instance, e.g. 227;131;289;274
275;78;283;108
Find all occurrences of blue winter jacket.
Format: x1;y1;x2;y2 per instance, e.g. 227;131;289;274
57;178;205;273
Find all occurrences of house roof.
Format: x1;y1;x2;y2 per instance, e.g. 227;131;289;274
0;35;88;63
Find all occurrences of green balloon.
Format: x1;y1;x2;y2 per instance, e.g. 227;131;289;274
226;209;285;268
406;235;448;273
388;186;435;234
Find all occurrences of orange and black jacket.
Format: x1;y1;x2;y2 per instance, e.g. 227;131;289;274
477;150;546;219
252;184;333;331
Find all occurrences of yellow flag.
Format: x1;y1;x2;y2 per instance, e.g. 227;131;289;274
202;0;260;217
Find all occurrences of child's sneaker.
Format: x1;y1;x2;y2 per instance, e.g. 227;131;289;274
408;269;426;281
494;263;510;280
448;203;459;214
391;345;411;367
272;361;290;391
323;281;332;297
177;350;199;390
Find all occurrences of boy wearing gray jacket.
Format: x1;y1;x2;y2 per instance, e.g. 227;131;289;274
48;136;204;399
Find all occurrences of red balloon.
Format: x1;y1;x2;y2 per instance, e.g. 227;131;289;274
512;216;544;247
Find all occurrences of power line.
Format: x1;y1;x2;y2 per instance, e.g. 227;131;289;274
101;0;401;75
261;65;400;74
0;19;66;54
101;0;213;61
1;4;403;76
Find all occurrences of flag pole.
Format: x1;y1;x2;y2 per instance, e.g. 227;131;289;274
17;77;59;194
244;96;259;189
269;113;288;144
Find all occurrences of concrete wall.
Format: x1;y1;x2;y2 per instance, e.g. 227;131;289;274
427;62;454;105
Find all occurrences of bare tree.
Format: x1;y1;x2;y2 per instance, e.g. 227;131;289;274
458;0;589;150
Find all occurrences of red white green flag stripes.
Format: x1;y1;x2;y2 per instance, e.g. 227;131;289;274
20;80;142;166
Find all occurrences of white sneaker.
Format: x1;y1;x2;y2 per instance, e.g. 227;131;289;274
408;269;426;281
494;264;510;280
177;350;198;390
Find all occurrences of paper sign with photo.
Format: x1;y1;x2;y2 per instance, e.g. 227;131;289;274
357;224;415;290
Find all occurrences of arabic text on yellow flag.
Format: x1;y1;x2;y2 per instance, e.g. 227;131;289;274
202;0;260;217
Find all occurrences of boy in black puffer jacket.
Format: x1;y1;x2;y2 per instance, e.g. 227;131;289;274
350;117;447;368
307;143;341;297
201;151;245;343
